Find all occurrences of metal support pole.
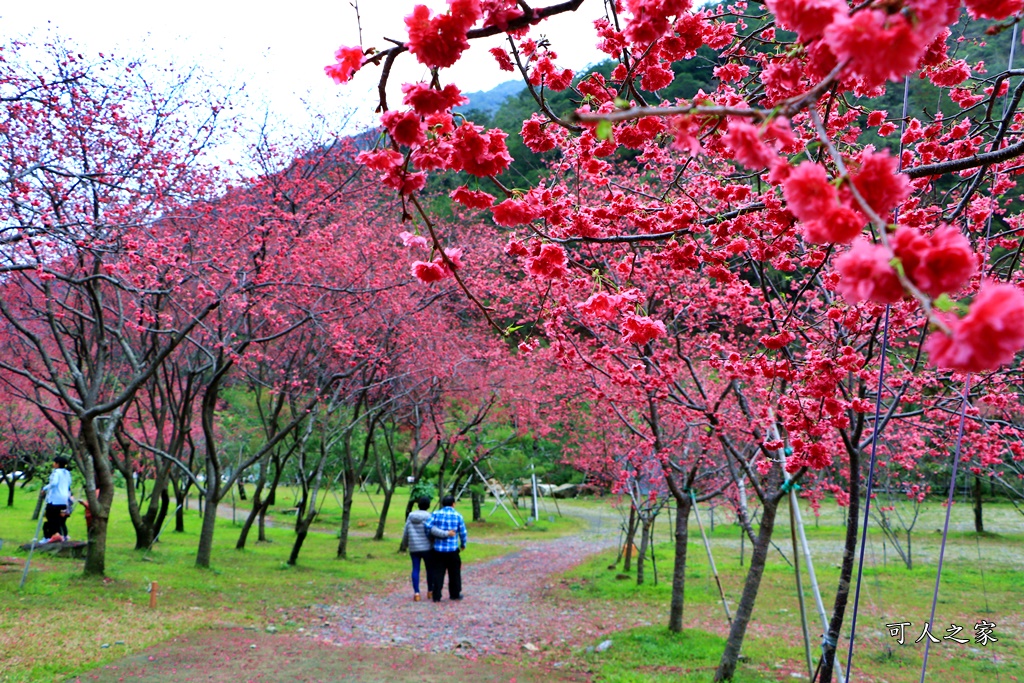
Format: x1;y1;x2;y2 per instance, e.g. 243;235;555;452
19;511;47;590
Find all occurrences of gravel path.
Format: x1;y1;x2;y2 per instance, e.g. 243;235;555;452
314;504;626;657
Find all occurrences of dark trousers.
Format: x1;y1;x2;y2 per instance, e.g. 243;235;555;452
430;550;461;601
43;503;69;539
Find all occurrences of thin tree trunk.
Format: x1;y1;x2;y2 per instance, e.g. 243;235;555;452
715;496;781;681
668;494;693;632
151;488;170;545
906;530;912;571
173;479;188;533
287;524;310;565
236;483;266;550
472;489;483;522
32;486;45;520
819;444;861;683
295;488;308;533
373;485;394;541
636;518;652;586
259;462;284;542
195;485;219;568
973;474;984;533
336;472;356;559
623;504;638;572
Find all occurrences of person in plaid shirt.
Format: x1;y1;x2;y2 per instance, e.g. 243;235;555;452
424;494;468;601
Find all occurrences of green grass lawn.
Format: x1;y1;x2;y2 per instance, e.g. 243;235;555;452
2;486;1020;683
0;485;580;683
558;499;1023;683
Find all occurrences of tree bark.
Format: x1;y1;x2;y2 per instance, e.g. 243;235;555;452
173;479;188;533
906;530;912;570
819;444;862;683
373;485;394;541
287;525;310;566
336;471;356;559
259;459;284;543
715;495;781;681
151;487;170;545
973;474;984;533
236;486;267;549
31;487;45;521
295;488;308;533
636;518;652;586
668;494;693;632
472;489;483;522
623;504;638;572
84;512;109;576
195;483;219;568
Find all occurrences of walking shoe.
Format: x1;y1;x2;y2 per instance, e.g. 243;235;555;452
426;591;432;600
413;593;421;602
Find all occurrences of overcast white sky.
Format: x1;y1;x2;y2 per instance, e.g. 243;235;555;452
2;0;607;140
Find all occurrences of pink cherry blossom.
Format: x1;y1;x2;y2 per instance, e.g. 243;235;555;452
621;314;667;345
834;239;904;304
324;46;364;84
927;283;1024;372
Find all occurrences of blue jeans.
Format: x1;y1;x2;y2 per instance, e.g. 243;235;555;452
410;550;433;594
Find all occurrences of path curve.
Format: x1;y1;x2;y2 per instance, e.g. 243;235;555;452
313;503;624;656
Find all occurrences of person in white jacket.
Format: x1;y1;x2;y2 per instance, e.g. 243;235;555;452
42;456;73;541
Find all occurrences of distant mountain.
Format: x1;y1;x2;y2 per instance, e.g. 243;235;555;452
456;80;524;117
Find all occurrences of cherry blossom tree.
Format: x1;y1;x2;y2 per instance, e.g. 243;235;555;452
328;0;1024;679
0;41;234;575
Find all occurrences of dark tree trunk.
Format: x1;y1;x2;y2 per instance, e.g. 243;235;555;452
173;480;188;533
973;474;984;533
373;486;394;541
237;479;247;501
668;495;693;632
195;483;220;568
5;479;14;507
295;489;308;533
32;487;45;521
715;495;781;681
336;472;356;559
236;486;267;549
151;487;170;545
125;477;153;550
84;512;109;576
636;518;652;586
287;526;310;566
288;486;322;565
906;530;912;570
623;504;638;572
258;500;269;542
124;461;171;550
259;462;284;543
472;490;483;522
818;446;862;683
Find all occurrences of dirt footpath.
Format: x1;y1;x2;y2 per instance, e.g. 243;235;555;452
68;629;588;683
70;504;623;683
